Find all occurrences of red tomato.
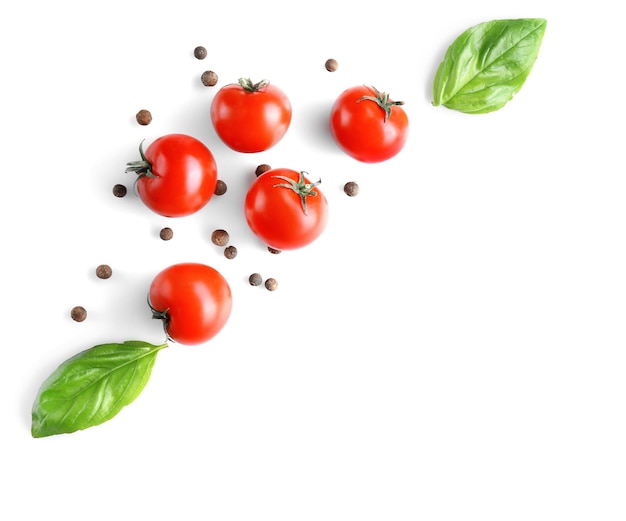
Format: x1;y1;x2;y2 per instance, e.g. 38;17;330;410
210;78;292;153
125;134;218;217
148;263;232;345
329;85;408;163
244;168;329;250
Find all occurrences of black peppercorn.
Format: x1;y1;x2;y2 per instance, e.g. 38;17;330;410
224;245;237;259
194;46;207;60
325;58;338;72
96;264;112;279
344;181;360;197
214;179;227;195
249;273;262;286
71;306;87;322
265;278;278;291
136;109;152;125
211;229;229;246
160;227;174;241
267;246;281;254
113;184;127;198
255;164;272;177
201;70;218;87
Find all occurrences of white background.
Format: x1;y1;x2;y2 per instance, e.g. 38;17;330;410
1;1;625;519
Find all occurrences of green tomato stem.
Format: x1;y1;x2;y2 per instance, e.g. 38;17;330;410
357;85;404;122
238;78;270;92
272;171;321;215
147;294;173;343
125;139;157;179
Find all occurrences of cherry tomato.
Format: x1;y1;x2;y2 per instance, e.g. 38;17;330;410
210;78;292;153
125;134;218;217
244;168;329;250
329;85;409;163
149;263;232;345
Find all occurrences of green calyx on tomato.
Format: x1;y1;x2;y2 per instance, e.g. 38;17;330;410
238;77;270;92
272;171;321;215
147;295;172;342
125;139;156;179
357;85;405;122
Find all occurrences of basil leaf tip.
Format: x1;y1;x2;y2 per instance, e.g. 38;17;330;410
432;18;547;114
31;340;168;438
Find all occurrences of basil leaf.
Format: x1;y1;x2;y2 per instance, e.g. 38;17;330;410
32;340;167;438
432;18;547;114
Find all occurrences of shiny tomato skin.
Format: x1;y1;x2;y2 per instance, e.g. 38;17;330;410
137;134;218;217
244;168;329;251
149;263;232;346
329;85;409;163
210;81;292;153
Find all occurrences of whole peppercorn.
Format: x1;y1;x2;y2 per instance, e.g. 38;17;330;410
96;264;112;279
214;179;227;195
325;58;338;72
255;164;272;177
201;70;218;87
224;245;237;259
136;109;152;126
211;229;229;246
160;227;174;241
267;246;281;255
249;273;262;286
112;184;127;198
265;278;278;291
194;46;207;60
71;306;87;322
344;181;360;197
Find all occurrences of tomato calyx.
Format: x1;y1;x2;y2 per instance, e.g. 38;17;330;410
272;171;321;215
238;78;270;92
125;139;158;180
357;85;405;122
147;295;173;342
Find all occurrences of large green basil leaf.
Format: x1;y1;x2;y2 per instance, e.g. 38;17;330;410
432;18;547;114
32;340;167;438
